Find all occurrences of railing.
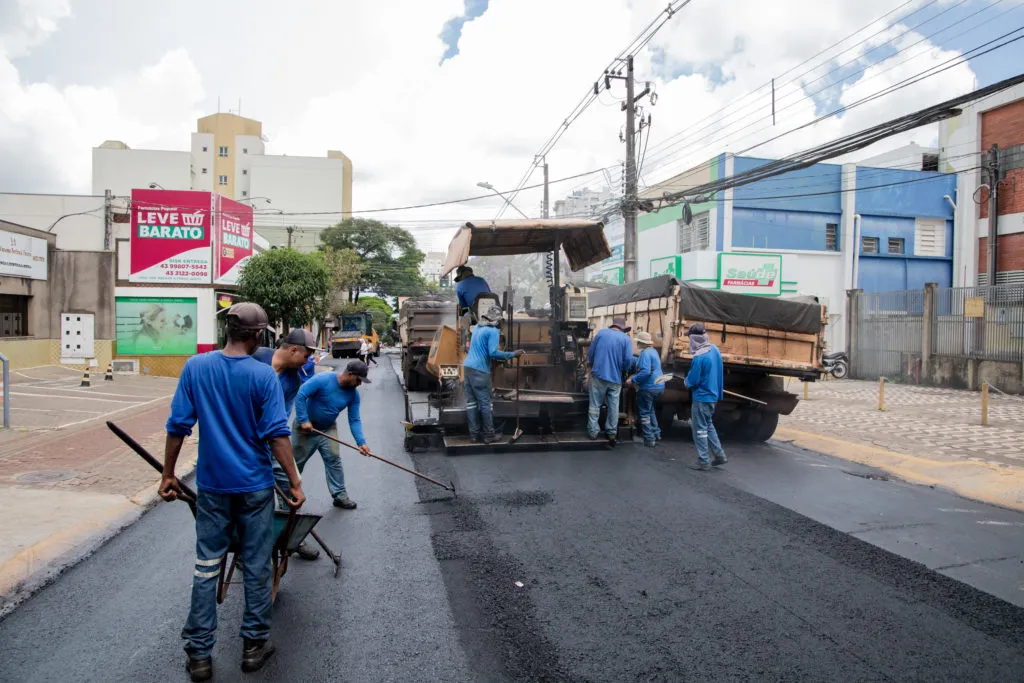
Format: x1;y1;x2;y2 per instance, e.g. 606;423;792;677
852;289;923;380
934;285;1024;362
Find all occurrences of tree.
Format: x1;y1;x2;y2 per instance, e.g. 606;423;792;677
323;246;365;305
237;248;332;331
319;218;430;301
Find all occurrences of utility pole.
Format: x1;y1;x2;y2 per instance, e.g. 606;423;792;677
286;226;295;249
986;144;1000;286
103;189;112;251
542;158;549;219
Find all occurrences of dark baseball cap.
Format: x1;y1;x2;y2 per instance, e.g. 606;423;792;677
226;302;268;330
345;359;371;383
454;265;473;282
283;328;317;350
685;323;706;336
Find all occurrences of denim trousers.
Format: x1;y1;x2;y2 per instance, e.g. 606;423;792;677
691;401;726;465
182;486;274;658
464;367;495;439
588;375;622;437
275;421;347;502
637;387;664;443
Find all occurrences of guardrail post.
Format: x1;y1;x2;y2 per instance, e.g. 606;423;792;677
878;376;886;412
981;382;989;426
0;352;9;429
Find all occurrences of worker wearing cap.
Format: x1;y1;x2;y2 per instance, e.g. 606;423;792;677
684;323;727;471
253;328;317;416
162;302;304;681
454;265;491;312
463;303;525;444
586;316;634;445
285;360;373;510
628;331;664;448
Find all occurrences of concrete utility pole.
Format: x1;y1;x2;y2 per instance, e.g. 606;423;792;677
986;144;1000;285
612;55;650;283
103;189;112;251
286;226;295;249
542;159;549;219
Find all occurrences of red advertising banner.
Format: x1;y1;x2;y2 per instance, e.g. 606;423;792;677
213;195;255;285
130;189;213;284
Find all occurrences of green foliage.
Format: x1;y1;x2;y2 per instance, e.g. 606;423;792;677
237;249;332;331
319;218;431;300
323;247;365;303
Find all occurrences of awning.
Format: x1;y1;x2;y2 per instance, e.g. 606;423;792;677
440;219;611;277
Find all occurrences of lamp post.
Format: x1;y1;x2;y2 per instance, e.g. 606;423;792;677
476;182;529;219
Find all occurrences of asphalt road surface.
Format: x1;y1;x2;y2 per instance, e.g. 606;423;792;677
1;354;1023;682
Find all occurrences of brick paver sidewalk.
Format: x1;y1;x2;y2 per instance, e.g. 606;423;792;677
781;379;1024;469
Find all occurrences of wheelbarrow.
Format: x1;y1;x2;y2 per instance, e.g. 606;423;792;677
107;421;342;604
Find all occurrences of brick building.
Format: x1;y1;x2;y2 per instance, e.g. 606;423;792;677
940;85;1024;285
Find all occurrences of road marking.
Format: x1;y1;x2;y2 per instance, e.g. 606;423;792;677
8;391;139;404
938;508;984;513
52;395;172;430
17;386;169;399
976;520;1024;527
11;407;101;414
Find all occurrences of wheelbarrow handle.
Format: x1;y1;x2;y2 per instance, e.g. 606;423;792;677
107;421;197;515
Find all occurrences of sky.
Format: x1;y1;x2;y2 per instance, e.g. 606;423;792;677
2;0;1023;251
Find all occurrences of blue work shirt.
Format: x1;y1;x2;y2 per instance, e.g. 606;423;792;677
685;346;725;403
294;371;366;445
588;328;633;384
299;357;317;384
463;325;515;373
166;351;290;494
252;347;302;416
633;347;664;391
456;275;491;309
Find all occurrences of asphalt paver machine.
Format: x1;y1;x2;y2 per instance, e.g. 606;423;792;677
402;219;612;453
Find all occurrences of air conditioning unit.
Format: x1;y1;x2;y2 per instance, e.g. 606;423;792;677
111;359;139;374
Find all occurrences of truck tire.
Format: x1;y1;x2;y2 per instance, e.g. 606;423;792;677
752;411;779;441
733;409;779;442
332;350;341;359
658;403;676;430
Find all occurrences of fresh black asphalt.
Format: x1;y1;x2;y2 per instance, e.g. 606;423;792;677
1;353;1022;682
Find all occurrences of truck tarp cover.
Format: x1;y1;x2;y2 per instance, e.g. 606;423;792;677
400;296;456;317
588;276;822;335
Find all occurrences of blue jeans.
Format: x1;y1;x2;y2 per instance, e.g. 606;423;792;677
276;421;347;501
691;401;726;465
182;487;274;658
588;375;622;438
637;387;664;443
464;367;494;439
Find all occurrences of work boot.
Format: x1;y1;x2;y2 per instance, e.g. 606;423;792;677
587;433;601;441
333;496;358;510
712;454;728;467
187;656;212;682
643;441;656;448
481;433;503;445
606;433;617;447
690;461;711;472
241;639;276;673
295;541;320;560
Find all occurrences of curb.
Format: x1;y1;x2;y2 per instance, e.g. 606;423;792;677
775;426;1024;512
0;448;198;620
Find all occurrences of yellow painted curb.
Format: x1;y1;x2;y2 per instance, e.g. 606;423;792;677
775;426;1024;512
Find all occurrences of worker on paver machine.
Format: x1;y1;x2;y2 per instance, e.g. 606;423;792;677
454;265;492;314
463;303;525;444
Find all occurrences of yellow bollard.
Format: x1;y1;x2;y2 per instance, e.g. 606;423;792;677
877;377;885;412
981;382;989;426
803;381;809;400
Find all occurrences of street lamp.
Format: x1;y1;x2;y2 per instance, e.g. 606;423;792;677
477;181;529;219
238;196;272;206
148;182;165;190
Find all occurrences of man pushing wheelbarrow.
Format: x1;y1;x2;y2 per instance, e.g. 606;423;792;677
161;303;305;682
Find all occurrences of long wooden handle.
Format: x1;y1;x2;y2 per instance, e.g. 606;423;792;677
309;428;455;493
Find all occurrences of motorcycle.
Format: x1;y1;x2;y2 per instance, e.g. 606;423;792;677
822;351;849;379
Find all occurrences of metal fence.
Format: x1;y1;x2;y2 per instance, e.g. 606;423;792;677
935;285;1024;362
851;289;923;380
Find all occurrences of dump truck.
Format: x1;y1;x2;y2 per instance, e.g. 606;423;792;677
586;275;826;442
398;295;457;391
331;311;379;359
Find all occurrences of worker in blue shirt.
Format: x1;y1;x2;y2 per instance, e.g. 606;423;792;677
683;323;727;471
253;328;317;417
278;360;373;511
454;265;491;312
628;331;664;448
161;302;304;681
587;316;633;444
463;303;524;443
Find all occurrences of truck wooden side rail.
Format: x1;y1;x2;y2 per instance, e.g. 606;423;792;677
399;296;457;391
587;275;826;442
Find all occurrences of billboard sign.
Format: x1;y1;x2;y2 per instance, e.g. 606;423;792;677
597;266;624;285
130;189;212;284
115;296;198;355
213;195;254;285
718;252;782;296
0;228;47;280
650;255;681;278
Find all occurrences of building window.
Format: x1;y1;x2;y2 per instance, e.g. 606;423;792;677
862;236;880;254
202;145;207;152
201;168;207;174
242;169;248;175
825;223;839;251
218;175;228;185
888;237;905;254
242;148;248;154
914;218;946;256
678;211;710;253
242;190;248;197
922;153;939;172
0;295;28;337
218;146;229;157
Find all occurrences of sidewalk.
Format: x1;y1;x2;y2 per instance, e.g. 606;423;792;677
0;375;196;617
779;379;1024;511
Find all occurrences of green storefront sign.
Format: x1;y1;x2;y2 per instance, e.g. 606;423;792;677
650;255;682;278
115;296;198;355
598;266;624;285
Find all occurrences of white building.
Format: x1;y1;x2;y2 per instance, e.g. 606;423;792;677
92;112;354;252
552;188;614;219
856;142;939;171
419;251;446;283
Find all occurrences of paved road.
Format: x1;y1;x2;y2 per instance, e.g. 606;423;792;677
1;354;1023;682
